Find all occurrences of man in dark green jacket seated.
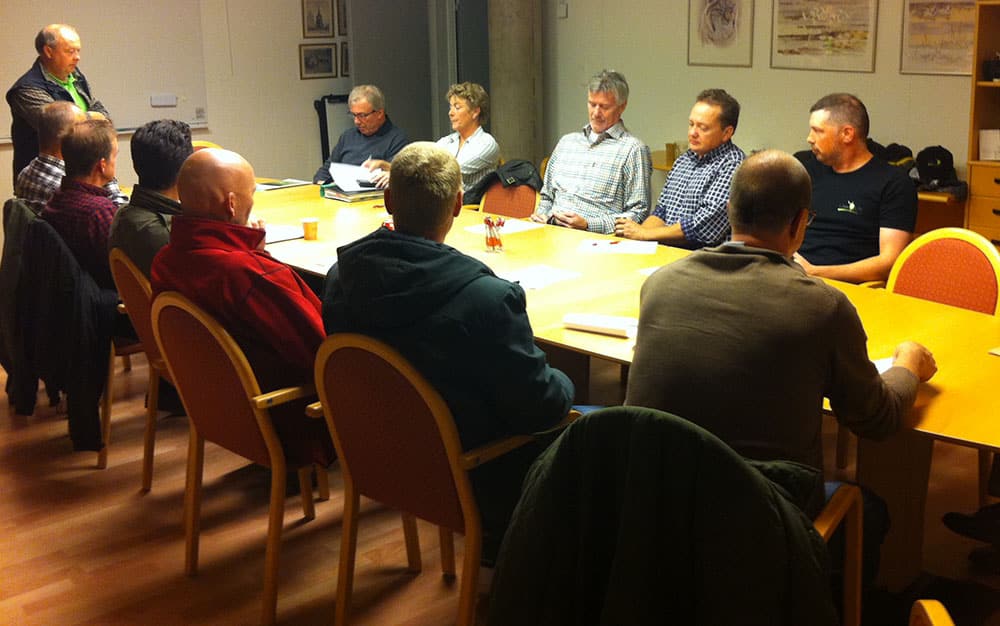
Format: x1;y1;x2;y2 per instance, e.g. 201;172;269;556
322;141;574;562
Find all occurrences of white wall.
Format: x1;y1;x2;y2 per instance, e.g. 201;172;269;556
2;0;972;196
1;0;353;194
541;1;970;176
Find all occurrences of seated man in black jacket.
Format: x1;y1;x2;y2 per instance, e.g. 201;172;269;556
322;141;574;562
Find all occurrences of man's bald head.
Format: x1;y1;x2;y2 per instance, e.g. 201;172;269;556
177;148;256;225
727;149;812;237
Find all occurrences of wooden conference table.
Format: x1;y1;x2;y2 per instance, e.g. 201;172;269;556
255;184;1000;591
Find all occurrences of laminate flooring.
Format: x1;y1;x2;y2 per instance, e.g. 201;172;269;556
2;357;999;625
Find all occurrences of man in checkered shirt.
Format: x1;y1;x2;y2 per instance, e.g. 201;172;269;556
530;69;651;235
14;101;126;213
615;89;745;249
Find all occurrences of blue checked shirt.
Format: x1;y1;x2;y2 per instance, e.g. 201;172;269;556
652;140;744;247
537;121;651;234
436;126;500;193
15;153;127;214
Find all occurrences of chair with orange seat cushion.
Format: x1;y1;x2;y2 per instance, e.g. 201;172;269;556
152;291;326;626
909;599;956;626
888;228;1000;507
833;228;1000;503
479;179;539;218
313;333;573;626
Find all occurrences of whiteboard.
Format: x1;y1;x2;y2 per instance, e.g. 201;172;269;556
0;0;208;141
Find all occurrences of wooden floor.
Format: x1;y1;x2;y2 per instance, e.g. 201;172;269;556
2;356;1000;625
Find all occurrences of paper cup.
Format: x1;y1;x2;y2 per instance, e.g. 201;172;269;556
302;217;319;240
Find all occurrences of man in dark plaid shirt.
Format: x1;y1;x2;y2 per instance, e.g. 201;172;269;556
40;118;119;290
14;101;127;213
615;89;745;249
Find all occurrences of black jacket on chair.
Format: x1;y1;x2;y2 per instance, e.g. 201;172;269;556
488;406;837;626
463;159;543;207
17;217;118;450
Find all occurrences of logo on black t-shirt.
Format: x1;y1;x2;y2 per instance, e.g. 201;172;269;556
836;200;860;215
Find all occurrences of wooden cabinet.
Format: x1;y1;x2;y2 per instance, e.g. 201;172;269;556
967;1;1000;246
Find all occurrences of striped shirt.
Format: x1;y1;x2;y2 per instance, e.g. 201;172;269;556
537;122;651;234
436;126;500;192
15;153;127;214
652;141;745;247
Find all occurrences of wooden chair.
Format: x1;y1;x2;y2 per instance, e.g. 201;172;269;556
892;228;1000;507
191;140;222;151
539;155;549;179
813;483;864;626
108;248;173;489
909;599;956;626
313;333;567;626
479;179;539;218
151;291;327;626
98;328;144;469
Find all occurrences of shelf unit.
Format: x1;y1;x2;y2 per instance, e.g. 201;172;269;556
967;1;1000;245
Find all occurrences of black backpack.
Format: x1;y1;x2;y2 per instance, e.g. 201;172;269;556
916;146;957;186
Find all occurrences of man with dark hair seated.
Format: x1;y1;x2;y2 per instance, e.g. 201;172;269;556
109;119;193;276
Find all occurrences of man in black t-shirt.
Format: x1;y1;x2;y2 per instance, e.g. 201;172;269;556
794;93;916;284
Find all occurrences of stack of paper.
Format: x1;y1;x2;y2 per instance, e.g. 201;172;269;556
562;313;638;338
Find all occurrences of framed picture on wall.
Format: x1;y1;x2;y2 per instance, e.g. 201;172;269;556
770;0;878;72
302;0;334;39
337;0;348;36
340;42;350;77
688;0;754;68
900;0;975;75
300;44;337;80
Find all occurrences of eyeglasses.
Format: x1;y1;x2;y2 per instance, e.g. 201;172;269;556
350;109;380;120
806;210;816;226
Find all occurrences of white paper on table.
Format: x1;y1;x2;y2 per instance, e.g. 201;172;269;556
872;357;894;374
328;163;382;192
302;255;337;275
256;178;312;191
464;220;544;235
578;239;658;255
498;264;581;290
562;313;638;338
264;224;304;244
638;266;664;277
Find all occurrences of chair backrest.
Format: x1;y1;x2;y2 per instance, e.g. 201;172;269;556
480;180;539;218
909;599;955;626
191;140;222;151
109;248;163;370
887;227;1000;316
314;333;473;533
152;291;280;467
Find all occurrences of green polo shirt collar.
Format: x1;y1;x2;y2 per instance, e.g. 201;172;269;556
42;68;88;112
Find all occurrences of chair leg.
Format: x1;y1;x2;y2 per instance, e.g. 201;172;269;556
315;464;330;501
261;462;288;626
439;527;456;578
457;525;482;626
297;466;316;521
836;424;851;471
843;490;863;626
979;450;993;509
97;343;116;469
183;428;205;577
140;371;160;492
335;487;360;626
402;513;422;573
121;353;132;372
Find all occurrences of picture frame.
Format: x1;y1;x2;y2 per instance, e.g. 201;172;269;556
340;41;350;77
337;0;348;36
302;0;334;39
688;0;754;68
300;44;337;80
770;0;878;73
899;0;975;76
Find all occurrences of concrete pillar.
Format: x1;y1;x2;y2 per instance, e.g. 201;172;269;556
488;0;542;164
